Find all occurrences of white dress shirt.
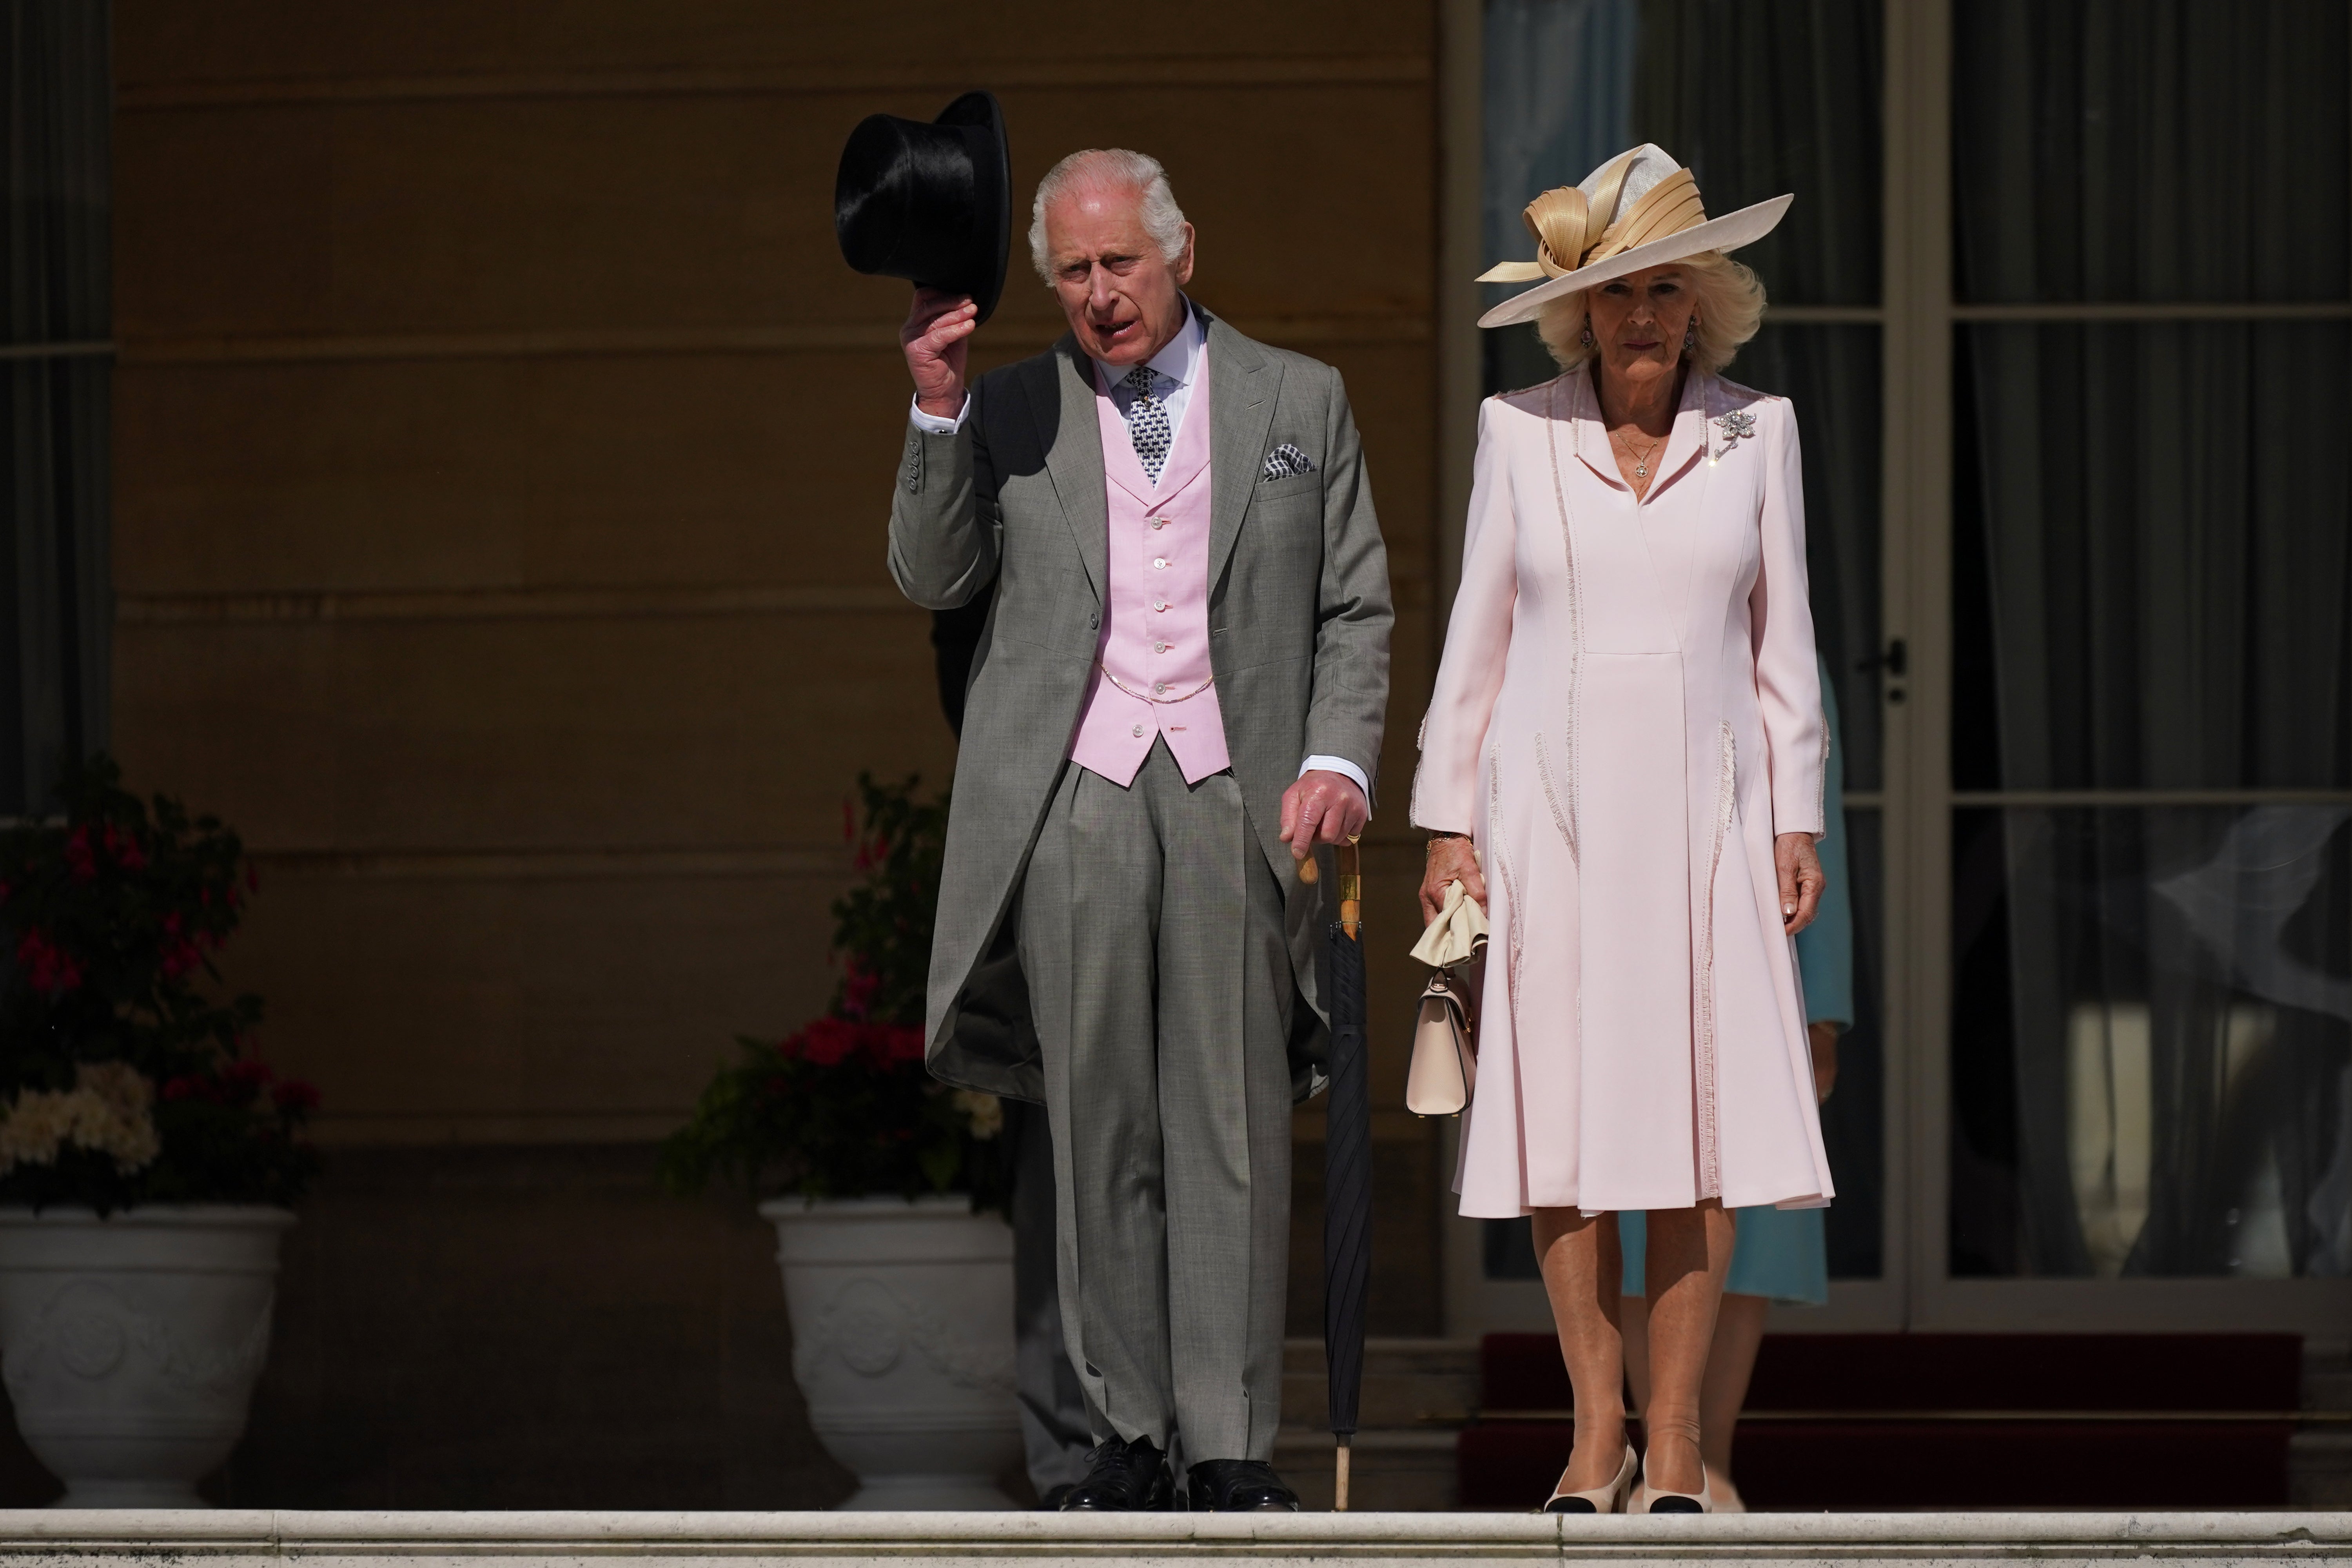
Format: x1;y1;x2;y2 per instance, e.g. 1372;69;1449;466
907;303;1368;809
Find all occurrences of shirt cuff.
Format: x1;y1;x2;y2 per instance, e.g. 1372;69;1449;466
1299;755;1371;810
908;392;971;434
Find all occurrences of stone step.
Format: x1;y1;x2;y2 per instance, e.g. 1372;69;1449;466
0;1510;2343;1564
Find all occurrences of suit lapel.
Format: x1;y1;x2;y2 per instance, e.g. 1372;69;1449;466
1027;335;1108;604
1206;312;1280;586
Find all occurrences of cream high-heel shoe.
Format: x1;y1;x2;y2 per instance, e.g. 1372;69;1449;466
1635;1450;1715;1514
1542;1445;1637;1514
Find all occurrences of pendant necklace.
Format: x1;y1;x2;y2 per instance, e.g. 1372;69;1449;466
1613;428;1663;481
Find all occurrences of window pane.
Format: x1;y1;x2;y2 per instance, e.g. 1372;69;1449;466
1824;806;1885;1279
1952;805;2351;1278
1631;0;1882;308
1954;322;2352;793
0;356;111;815
1479;0;1882;336
1955;0;2350;305
1740;322;1882;791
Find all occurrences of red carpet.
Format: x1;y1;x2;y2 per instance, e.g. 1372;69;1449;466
1458;1332;2301;1510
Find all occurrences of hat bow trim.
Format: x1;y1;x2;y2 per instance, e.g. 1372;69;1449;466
1477;151;1709;285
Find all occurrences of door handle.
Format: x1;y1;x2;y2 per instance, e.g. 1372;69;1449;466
1857;637;1907;678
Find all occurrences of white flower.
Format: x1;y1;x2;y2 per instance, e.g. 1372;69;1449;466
78;1061;153;1117
0;1091;74;1169
0;1065;162;1177
952;1089;1004;1142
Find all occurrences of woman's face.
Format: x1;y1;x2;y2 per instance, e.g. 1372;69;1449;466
1585;264;1695;393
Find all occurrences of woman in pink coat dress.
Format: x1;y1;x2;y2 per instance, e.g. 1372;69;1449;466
1414;145;1834;1514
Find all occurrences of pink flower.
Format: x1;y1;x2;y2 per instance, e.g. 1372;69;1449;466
840;960;880;1022
796;1017;858;1067
16;929;83;995
877;1026;926;1065
99;824;143;869
64;826;96;881
272;1080;320;1112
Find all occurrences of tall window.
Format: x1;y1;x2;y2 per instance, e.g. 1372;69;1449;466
1946;0;2352;1280
2;0;113;816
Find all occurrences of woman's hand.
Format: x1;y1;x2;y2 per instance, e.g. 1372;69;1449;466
1419;834;1487;926
1776;831;1826;935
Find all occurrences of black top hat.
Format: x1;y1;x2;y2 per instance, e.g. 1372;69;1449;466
835;91;1012;325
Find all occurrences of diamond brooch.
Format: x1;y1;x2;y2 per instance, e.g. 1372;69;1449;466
1709;410;1758;465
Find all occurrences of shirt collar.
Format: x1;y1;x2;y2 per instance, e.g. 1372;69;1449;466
1093;300;1202;393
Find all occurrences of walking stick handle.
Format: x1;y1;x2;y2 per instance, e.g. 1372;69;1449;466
1295;844;1364;936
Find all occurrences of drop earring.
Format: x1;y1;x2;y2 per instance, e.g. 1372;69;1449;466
1684;315;1699;354
1580;324;1595;347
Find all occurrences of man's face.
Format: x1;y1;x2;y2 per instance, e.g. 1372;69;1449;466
1042;182;1196;366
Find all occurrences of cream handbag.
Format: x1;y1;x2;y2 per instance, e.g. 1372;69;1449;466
1406;879;1488;1116
1408;969;1477;1116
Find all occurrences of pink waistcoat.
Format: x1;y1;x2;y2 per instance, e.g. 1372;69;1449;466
1067;353;1230;786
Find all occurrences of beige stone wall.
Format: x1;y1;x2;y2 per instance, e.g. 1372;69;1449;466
112;4;1443;1337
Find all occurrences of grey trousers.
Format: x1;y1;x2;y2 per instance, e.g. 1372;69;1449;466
1017;742;1294;1462
1007;1097;1094;1494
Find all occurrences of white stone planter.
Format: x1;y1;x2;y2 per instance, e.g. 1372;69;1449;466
0;1205;293;1507
763;1195;1020;1510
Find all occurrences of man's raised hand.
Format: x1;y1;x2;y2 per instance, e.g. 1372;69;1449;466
903;288;978;419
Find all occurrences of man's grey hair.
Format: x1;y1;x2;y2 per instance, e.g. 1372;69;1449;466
1027;149;1188;283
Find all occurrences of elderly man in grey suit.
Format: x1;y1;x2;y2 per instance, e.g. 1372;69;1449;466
891;147;1392;1512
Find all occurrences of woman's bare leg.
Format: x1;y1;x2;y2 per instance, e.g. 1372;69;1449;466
1700;1292;1769;1485
1530;1207;1628;1492
1639;1201;1735;1497
1619;1293;1651;1416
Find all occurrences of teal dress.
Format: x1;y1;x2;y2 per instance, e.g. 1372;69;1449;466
1619;654;1848;1305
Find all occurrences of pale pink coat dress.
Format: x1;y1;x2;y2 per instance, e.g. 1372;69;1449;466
1413;365;1836;1218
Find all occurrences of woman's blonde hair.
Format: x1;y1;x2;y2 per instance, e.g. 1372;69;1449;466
1532;249;1767;375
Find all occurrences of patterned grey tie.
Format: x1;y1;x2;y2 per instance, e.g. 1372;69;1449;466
1121;365;1172;485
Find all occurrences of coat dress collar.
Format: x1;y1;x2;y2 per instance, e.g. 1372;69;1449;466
1570;362;1715;504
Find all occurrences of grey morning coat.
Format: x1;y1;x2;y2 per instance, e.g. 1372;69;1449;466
887;306;1395;1106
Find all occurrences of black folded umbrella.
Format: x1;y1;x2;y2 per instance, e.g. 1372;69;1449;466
1306;842;1370;1509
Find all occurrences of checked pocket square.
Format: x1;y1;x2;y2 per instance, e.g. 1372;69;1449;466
1261;443;1316;481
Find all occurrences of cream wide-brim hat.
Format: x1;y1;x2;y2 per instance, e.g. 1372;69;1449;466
1477;142;1792;329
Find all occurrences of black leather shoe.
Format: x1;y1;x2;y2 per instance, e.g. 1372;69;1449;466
1188;1458;1299;1512
1060;1435;1174;1511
